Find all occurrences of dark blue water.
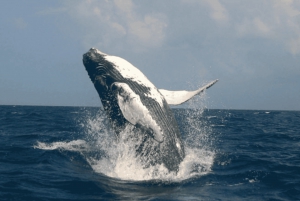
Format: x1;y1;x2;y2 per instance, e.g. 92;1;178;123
0;105;299;200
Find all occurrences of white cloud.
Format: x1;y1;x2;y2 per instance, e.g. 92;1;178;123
181;0;229;23
113;0;167;46
273;0;300;54
204;0;229;23
41;0;300;56
273;0;300;18
236;17;271;38
233;0;300;54
43;0;167;51
287;37;300;54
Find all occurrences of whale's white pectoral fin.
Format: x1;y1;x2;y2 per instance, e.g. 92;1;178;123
160;79;218;105
114;82;164;142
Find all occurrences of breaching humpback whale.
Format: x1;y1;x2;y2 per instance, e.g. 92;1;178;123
83;48;218;172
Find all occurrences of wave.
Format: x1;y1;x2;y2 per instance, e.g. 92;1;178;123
34;140;89;151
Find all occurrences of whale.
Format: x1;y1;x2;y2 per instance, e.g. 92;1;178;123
82;48;218;172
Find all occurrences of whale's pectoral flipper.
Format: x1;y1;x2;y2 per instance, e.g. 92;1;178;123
113;82;164;142
159;79;218;106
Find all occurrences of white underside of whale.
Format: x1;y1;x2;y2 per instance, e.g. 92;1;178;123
113;82;164;142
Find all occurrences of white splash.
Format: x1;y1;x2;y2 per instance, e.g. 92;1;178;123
35;87;215;182
114;82;163;142
34;140;88;151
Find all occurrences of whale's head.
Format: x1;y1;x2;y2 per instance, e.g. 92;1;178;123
83;48;152;99
83;48;119;92
83;48;133;130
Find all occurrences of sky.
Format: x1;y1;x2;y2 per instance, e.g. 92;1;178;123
0;0;300;110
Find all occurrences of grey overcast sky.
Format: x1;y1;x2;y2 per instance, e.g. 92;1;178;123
0;0;300;110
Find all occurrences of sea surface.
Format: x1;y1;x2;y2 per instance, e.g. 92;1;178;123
0;105;299;200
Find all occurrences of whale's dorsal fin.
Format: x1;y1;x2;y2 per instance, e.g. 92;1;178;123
159;79;218;106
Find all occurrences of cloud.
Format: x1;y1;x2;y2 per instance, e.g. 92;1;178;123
182;0;300;55
113;0;167;46
42;0;167;51
204;0;229;23
233;0;300;54
236;17;271;37
287;37;300;54
39;0;300;57
181;0;229;23
273;0;300;54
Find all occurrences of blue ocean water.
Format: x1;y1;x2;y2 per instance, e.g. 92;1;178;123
0;105;299;200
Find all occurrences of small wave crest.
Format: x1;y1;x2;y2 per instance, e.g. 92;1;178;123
34;140;89;151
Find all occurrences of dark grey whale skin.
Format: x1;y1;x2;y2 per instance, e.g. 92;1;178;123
83;48;185;172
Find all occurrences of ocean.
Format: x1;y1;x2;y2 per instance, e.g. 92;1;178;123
0;105;299;200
